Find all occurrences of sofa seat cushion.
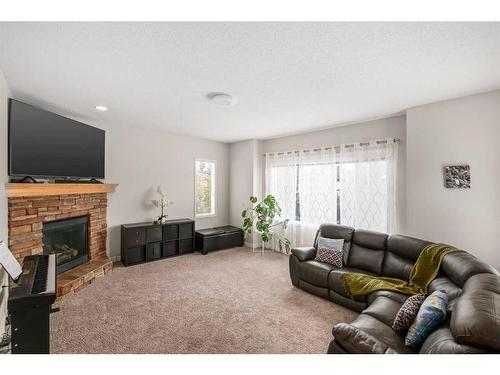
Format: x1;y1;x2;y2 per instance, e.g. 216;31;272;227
367;290;409;305
363;296;404;327
329;267;375;302
329;290;367;313
420;322;487;354
451;273;500;351
297;260;336;288
350;314;415;353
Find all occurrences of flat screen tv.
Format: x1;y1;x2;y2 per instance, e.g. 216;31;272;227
8;99;105;179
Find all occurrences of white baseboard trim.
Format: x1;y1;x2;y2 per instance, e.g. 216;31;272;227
244;241;255;248
244;241;279;252
109;255;121;262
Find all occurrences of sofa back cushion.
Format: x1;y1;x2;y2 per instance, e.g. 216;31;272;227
346;229;388;275
451;273;500;352
314;224;355;265
382;235;431;280
441;251;499;288
427;277;462;304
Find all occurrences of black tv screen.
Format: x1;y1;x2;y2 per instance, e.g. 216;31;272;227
8;99;105;179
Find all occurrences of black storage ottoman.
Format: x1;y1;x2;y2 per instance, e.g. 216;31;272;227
195;225;244;254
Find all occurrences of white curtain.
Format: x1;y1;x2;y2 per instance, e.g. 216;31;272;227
297;148;338;225
265;147;339;249
265;138;398;250
338;139;398;233
264;151;297;222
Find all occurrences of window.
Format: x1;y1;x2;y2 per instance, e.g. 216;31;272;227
281;160;389;231
195;159;216;217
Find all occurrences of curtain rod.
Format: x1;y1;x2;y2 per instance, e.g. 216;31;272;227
263;138;400;156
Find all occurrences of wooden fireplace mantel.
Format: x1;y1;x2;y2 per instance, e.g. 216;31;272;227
5;183;118;198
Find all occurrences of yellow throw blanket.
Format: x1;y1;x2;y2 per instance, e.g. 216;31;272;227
341;244;461;297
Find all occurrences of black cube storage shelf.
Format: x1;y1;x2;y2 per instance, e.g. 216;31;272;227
121;218;195;266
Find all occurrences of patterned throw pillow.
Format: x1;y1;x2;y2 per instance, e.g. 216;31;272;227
314;237;344;267
392;293;426;334
318;236;344;250
405;290;448;348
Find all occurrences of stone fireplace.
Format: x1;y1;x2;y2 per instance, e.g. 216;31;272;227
6;183;117;297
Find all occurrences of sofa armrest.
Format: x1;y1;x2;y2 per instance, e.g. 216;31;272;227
332;323;397;354
291;247;317;262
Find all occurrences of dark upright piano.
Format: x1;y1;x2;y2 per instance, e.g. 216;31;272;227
8;254;56;354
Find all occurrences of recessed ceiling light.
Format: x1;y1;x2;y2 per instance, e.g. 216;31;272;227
95;105;108;111
206;92;236;107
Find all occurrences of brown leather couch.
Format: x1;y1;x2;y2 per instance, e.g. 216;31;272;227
289;224;500;353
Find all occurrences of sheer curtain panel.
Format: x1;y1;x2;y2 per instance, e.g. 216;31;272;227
338;139;398;233
264;138;398;250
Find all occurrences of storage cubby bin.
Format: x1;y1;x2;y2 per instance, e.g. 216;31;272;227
179;238;194;254
163;240;178;257
126;246;146;264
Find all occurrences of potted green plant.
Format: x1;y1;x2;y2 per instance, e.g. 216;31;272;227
241;195;291;254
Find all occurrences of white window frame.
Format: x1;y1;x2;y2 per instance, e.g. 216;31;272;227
194;158;217;218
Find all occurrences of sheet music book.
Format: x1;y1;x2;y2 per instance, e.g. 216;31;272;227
0;241;22;280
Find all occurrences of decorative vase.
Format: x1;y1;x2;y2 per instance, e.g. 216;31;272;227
152;185;173;224
155;215;168;224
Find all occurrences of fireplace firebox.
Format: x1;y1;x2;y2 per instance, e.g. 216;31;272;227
43;216;89;274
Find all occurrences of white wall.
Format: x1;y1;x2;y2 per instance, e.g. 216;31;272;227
229;139;263;246
0;68;10;337
0;69;9;243
406;90;500;270
261;115;407;233
252;140;263;201
104;124;230;259
229;139;263;225
0;70;9;241
229;140;254;227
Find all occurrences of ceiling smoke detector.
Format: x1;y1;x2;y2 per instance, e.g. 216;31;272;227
206;92;235;107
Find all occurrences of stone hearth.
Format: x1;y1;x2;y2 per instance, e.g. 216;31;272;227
8;191;113;297
57;257;112;297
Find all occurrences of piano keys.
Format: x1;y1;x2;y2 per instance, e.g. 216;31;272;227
8;254;56;354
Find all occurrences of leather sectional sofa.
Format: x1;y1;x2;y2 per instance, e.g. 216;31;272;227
289;224;500;353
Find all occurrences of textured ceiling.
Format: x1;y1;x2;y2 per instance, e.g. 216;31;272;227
1;22;500;142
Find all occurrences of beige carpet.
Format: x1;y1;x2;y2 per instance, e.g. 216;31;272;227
50;247;357;353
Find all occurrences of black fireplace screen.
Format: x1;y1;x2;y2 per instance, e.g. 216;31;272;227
43;215;88;274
